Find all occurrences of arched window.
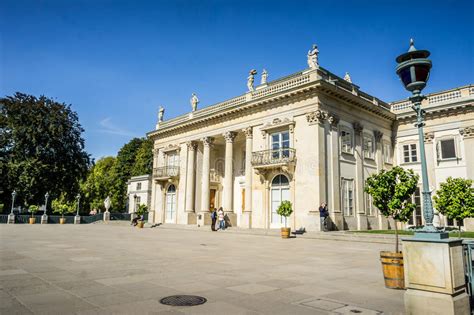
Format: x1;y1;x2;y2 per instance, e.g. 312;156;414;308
270;174;290;227
165;184;176;222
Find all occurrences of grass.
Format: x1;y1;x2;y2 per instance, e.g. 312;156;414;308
351;230;474;238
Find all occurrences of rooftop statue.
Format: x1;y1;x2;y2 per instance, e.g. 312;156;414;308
247;69;257;92
261;69;268;85
190;93;199;112
307;44;319;69
158;106;164;122
344;72;352;83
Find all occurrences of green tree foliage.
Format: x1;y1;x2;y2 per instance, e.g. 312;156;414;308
0;93;90;210
80;157;116;212
277;200;293;228
28;205;40;218
433;177;474;238
51;195;75;218
365;166;419;252
131;139;153;176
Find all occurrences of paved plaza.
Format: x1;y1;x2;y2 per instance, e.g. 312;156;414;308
0;224;404;314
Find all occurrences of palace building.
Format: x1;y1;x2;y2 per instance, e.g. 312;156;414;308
146;48;473;231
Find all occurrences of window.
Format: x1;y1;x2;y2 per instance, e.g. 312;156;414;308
341;130;353;154
402;144;417;163
136;183;142;191
271;131;290;159
166;152;179;167
363;135;374;159
342;179;354;216
438;138;456;160
409;187;422;226
365;193;374;216
383;142;392;163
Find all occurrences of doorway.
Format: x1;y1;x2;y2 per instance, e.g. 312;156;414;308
270;174;290;228
165;184;176;223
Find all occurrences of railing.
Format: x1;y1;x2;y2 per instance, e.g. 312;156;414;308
251;72;311;99
153;166;179;178
0;213;138;224
463;240;474;308
81;213;104;224
251;148;296;166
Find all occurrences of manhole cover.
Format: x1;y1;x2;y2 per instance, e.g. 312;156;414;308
160;295;207;306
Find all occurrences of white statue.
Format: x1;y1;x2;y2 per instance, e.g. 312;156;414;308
344;72;352;83
190;93;199;112
158;106;164;122
247;69;257;91
104;196;111;213
307;44;319;69
261;69;268;85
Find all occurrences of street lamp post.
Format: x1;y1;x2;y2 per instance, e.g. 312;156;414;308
74;194;81;224
41;192;49;224
8;191;16;224
395;39;446;237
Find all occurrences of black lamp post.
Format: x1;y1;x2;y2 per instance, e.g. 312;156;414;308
395;39;443;236
10;190;17;215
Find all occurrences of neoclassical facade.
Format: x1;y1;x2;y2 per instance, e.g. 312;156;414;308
147;58;473;231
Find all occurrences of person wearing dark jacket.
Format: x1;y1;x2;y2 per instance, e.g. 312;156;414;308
210;208;217;231
319;202;329;231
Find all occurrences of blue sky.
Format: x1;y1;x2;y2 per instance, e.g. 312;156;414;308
1;0;473;160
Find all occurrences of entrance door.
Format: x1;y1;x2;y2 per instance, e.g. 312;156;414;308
165;185;176;222
210;189;216;211
270;175;290;228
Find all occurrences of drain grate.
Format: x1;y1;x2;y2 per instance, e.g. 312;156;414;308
160;295;207;306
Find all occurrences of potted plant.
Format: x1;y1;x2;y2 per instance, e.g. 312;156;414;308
433;177;474;238
365;166;419;289
28;205;40;224
52;199;74;224
277;200;293;239
135;204;148;228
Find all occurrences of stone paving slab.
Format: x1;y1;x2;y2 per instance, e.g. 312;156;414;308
0;224;405;314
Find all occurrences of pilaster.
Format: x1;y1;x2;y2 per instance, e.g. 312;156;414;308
424;131;436;193
198;137;214;226
241;127;253;228
328;114;343;230
185;141;197;224
353;122;367;230
223;131;237;226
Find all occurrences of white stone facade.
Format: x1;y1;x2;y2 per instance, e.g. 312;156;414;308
147;64;473;231
126;175;152;214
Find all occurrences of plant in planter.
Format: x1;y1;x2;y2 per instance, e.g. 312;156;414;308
276;200;293;239
433;177;474;238
365;166;419;289
28;205;40;224
52;199;74;224
135;204;148;228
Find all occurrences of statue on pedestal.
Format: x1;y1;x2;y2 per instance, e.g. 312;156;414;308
344;72;352;83
104;196;111;213
307;44;319;69
190;93;199;112
158;106;164;123
261;69;268;85
247;69;257;92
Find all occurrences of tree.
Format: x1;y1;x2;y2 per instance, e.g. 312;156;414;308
80;157;116;212
433;177;474;238
131;139;153;177
0;93;91;209
277;200;293;228
365;166;419;252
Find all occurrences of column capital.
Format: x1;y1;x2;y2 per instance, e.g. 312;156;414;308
460;126;474;139
201;136;214;147
328;113;340;129
186;141;198;151
223;131;237;143
242;127;253;139
424;132;434;143
353;122;363;135
306;109;328;125
374;130;383;142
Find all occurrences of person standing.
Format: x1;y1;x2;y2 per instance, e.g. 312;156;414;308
217;207;225;230
319;202;329;231
210;208;217;231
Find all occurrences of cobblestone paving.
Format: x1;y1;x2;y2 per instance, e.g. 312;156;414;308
0;224;404;314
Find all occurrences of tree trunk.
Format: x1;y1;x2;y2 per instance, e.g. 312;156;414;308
394;220;399;253
459;225;462;239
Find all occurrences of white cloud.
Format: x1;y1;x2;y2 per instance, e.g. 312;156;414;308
97;117;138;137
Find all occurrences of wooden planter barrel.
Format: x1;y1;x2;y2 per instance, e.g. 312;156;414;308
137;221;145;229
380;251;404;289
29;218;36;224
59;218;66;224
280;227;291;239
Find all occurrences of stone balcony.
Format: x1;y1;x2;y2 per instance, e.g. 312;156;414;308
251;148;296;169
153;166;179;181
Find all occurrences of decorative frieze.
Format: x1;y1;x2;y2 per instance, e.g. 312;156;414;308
223;131;237;143
260;117;295;138
306;110;328;125
162;144;181;153
460;127;474;139
424;132;435;143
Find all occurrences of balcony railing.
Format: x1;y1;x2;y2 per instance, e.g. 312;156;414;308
153;166;179;179
251;148;296;167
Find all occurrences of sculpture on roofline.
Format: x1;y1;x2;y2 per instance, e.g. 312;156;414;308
158;106;164;122
307;44;319;69
261;69;268;85
190;93;199;112
247;69;257;92
344;72;352;83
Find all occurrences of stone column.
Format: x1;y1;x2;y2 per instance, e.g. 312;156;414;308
185;141;197;225
198;137;213;226
328;114;343;230
241;127;253;228
223;131;237;226
373;130;388;230
353;122;367;230
460;127;474;230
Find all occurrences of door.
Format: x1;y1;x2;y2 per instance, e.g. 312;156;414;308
165;185;176;222
270;175;290;228
210;189;216;211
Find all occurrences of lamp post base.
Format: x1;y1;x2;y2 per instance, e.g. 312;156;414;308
7;214;15;224
41;214;48;224
103;211;110;222
74;215;81;224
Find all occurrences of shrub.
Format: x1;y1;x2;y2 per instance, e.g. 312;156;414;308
277;200;293;228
